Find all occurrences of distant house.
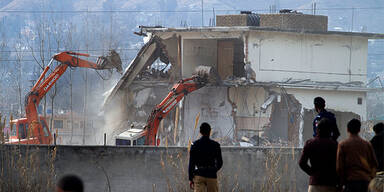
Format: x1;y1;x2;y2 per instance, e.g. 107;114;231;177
104;12;384;146
46;112;96;145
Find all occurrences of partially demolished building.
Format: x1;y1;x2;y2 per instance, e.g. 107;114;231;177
104;12;384;146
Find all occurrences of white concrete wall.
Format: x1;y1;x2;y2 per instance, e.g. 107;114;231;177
228;87;272;132
283;88;366;144
169;30;368;84
182;87;234;145
228;86;270;117
283;88;367;119
247;31;368;83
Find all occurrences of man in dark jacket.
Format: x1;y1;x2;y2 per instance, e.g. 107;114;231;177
313;97;340;141
188;122;223;192
299;118;339;192
371;122;384;172
337;119;378;192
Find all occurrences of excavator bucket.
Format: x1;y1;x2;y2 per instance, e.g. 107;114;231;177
96;50;123;74
193;65;222;85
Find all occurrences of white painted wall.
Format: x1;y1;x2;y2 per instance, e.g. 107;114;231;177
183;87;234;145
282;88;367;119
171;30;368;84
228;86;270;117
247;31;368;83
176;30;369;119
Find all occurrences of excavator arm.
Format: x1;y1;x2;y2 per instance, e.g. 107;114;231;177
144;66;219;145
53;50;123;72
31;51;122;100
25;50;122;144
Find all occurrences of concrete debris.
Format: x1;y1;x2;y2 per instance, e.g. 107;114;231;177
261;94;277;112
192;65;222;85
136;66;170;80
97;49;123;74
244;63;256;81
239;142;253;147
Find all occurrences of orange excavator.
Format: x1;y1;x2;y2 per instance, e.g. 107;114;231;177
8;50;122;144
116;66;220;146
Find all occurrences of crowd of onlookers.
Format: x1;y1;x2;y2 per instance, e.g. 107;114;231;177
299;97;384;192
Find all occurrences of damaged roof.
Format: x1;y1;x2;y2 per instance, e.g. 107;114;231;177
104;26;381;106
104;36;169;106
141;26;384;39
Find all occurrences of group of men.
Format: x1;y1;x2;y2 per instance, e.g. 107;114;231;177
299;97;383;192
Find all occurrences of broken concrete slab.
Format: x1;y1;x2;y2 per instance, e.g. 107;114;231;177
104;36;170;106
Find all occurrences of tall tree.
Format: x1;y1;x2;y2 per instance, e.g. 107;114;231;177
14;33;26;117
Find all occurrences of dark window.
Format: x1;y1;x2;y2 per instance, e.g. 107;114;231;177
133;140;137;145
233;39;245;77
11;124;16;136
25;123;29;138
18;123;26;139
116;139;131;146
357;97;363;105
54;120;63;129
137;136;145;145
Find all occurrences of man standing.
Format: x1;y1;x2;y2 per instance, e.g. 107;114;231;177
299;118;339;192
189;122;223;192
313;97;340;141
370;122;384;172
337;119;378;192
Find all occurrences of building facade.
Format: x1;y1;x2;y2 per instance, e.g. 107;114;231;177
104;12;384;146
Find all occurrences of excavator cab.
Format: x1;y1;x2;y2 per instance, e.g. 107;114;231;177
8;117;51;144
115;128;146;146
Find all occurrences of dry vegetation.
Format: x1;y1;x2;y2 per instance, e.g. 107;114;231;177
0;145;57;192
0;115;57;192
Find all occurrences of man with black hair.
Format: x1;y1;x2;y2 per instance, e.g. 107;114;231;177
57;174;84;192
370;122;384;172
337;119;378;192
299;118;339;192
313;97;340;141
188;122;223;192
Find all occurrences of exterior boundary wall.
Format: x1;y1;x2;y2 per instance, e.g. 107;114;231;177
0;145;308;192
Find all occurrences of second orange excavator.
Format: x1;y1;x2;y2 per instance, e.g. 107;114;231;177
8;50;122;144
116;66;220;146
